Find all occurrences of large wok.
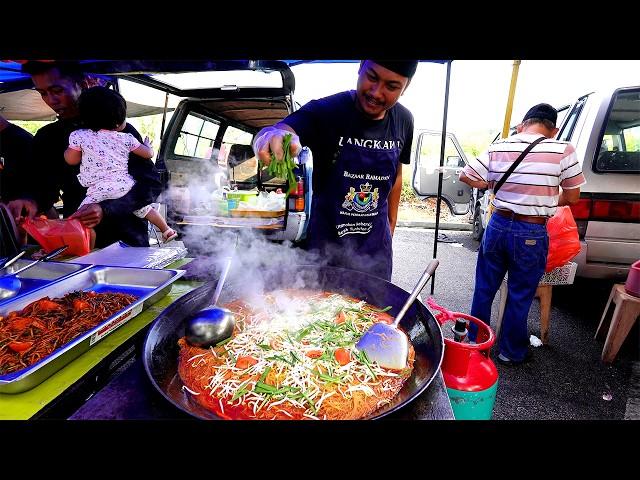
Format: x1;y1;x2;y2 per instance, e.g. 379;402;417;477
143;265;444;420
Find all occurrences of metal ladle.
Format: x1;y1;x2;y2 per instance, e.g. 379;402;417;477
0;245;69;300
185;239;238;347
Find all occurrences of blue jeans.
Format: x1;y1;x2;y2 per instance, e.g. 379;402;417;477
468;213;548;361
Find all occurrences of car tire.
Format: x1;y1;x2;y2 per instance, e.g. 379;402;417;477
472;206;484;241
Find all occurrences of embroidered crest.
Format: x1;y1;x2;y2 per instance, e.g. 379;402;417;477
342;182;379;212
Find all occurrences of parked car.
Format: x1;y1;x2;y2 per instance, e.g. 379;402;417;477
415;89;640;281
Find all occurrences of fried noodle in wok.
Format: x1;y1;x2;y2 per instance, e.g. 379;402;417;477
178;289;414;420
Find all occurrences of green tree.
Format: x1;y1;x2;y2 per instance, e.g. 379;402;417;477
13;120;52;135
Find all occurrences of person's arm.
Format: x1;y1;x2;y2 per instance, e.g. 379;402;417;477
459;150;490;190
131;135;154;159
558;186;581;206
459;171;488;189
64;147;82;165
64;130;83;166
388;163;403;236
557;143;586;207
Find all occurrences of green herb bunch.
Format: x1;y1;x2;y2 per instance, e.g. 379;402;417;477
265;133;297;194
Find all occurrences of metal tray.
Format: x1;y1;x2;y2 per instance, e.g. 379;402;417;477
0;265;185;393
0;260;92;306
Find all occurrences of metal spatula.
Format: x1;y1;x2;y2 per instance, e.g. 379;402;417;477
356;259;439;370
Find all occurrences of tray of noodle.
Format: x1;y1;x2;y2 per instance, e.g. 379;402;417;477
0;265;184;393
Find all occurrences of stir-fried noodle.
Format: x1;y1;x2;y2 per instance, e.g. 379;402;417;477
0;291;137;375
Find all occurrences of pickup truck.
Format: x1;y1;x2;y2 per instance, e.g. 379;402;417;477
414;86;640;281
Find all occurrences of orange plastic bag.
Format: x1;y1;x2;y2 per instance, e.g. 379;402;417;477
21;216;91;257
545;206;581;272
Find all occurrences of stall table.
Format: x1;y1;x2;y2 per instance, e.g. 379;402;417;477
0;260;454;421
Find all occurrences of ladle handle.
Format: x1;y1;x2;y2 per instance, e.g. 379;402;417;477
10;245;69;276
2;251;26;270
209;234;238;307
392;259;439;327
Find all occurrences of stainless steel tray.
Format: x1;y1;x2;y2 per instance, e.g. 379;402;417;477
0;260;92;306
0;265;185;393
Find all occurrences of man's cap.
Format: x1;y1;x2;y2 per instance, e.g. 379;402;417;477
371;60;419;79
522;103;557;125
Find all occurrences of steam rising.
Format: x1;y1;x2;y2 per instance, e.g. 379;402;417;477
165;150;330;309
166;146;385;310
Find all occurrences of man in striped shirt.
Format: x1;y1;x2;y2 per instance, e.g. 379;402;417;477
460;103;586;365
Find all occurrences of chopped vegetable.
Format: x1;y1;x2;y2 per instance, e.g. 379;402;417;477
8;341;34;353
334;348;351;366
235;356;258;369
264;133;297;194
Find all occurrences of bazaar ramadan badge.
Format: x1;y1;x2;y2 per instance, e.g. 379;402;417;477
342;182;379;212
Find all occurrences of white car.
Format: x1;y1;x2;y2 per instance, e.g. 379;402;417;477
556;86;640;280
415;88;640;281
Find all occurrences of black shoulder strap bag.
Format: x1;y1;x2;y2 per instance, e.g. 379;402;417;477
494;136;546;195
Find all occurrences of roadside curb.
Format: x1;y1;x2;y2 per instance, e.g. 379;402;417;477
397;220;473;231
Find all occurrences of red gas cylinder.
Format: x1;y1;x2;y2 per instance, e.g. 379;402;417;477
427;298;498;420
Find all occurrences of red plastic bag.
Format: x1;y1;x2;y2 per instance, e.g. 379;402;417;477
21;216;91;257
545;206;581;272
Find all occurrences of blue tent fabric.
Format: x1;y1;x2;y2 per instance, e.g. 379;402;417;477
0;59;449;90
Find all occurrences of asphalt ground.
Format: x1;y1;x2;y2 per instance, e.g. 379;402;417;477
391;225;638;420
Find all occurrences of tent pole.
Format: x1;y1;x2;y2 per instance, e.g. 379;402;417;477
430;60;452;294
502;60;521;138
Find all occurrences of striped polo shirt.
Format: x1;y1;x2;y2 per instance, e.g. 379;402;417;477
463;132;586;217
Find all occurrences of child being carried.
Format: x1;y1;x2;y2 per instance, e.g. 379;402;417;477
64;86;177;245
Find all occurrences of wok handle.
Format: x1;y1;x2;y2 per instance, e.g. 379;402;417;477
392;259;439;327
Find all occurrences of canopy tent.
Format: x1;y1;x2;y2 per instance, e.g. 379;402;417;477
0;59;479;293
0;88;174;121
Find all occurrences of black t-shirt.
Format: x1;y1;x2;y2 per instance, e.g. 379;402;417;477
284;90;414;194
22;118;163;247
0;123;34;202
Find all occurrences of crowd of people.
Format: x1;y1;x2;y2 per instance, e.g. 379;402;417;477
0;60;586;365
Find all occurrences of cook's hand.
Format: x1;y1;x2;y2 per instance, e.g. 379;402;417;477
252;126;302;166
143;136;153;148
69;203;103;228
6;199;38;223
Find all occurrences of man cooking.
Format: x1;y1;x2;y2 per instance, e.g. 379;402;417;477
253;60;418;281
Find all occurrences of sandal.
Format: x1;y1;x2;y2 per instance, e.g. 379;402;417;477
161;228;178;243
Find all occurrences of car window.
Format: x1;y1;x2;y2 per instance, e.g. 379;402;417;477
173;112;220;159
594;89;640;173
418;134;461;171
222;126;257;183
